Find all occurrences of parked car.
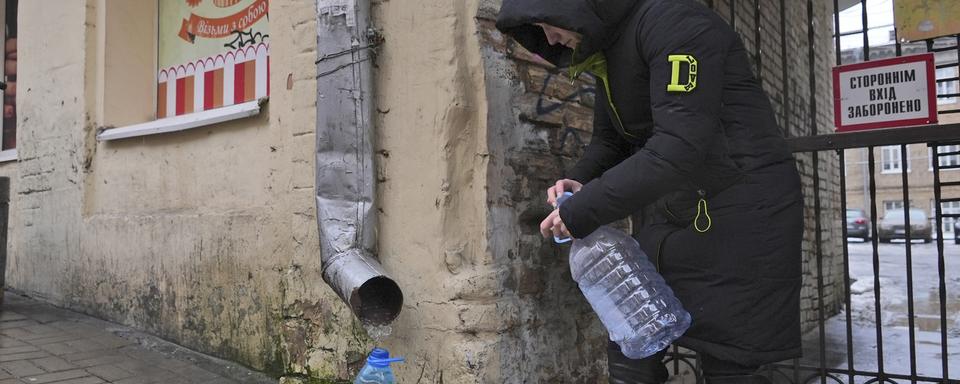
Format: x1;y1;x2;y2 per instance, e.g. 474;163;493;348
846;209;870;241
954;220;959;245
878;208;932;243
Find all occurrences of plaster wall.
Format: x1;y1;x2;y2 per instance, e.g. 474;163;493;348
367;0;501;381
6;0;360;375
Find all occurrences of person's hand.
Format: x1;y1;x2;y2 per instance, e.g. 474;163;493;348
540;209;571;239
546;179;583;207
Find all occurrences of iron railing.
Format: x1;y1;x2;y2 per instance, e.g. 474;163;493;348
661;0;960;383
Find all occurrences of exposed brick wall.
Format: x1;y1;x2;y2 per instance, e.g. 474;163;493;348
477;2;607;380
9;1;352;378
714;0;845;333
477;0;843;379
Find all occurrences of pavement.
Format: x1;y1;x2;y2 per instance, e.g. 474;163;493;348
0;293;275;384
797;241;960;383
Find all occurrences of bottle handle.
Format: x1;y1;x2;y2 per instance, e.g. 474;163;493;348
553;192;574;244
369;357;405;365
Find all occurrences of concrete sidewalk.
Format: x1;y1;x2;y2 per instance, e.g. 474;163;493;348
0;292;276;384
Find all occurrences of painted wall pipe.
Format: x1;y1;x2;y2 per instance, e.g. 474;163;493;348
315;0;402;325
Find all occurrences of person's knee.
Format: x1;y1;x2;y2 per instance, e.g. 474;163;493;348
607;342;669;384
700;353;770;384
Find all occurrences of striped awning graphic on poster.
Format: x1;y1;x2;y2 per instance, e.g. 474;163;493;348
157;42;269;119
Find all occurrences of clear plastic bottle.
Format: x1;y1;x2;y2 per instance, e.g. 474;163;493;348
353;348;404;384
558;192;691;359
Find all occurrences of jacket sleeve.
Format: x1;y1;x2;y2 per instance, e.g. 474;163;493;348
560;6;728;238
564;90;632;184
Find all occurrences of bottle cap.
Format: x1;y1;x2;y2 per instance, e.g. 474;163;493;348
554;192;574;244
367;348;405;368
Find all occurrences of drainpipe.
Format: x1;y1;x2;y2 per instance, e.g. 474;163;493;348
315;0;402;325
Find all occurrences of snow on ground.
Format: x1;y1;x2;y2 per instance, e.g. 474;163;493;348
664;241;958;383
796;241;960;383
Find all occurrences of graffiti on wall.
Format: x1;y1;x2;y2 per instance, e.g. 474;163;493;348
532;70;596;153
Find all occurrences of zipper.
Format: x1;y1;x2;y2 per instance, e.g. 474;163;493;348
568;52;638;140
694;189;712;233
596;76;638;139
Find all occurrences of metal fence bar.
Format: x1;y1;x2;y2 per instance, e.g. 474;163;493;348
934;62;960;70
860;0;869;62
900;143;919;384
807;0;826;382
895;30;902;57
807;0;817;138
931;145;951;381
955;37;959;109
833;5;853;382
833;0;841;65
695;2;960;382
893;28;918;384
786;123;960;152
867;147;887;380
928;43;958;52
781;0;790;138
814;149;828;384
839;151;855;384
951;35;960;123
753;0;762;81
767;363;958;383
780;1;960;382
730;0;736;31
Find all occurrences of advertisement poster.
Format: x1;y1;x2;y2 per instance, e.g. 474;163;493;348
158;0;269;118
894;0;960;42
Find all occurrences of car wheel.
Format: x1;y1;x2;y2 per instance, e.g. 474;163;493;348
923;237;932;244
879;237;889;243
955;237;959;245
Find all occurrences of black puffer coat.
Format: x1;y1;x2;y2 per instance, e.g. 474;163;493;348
497;0;804;366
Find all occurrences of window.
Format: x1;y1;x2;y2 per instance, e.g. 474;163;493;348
97;0;270;141
936;67;958;105
929;144;960;170
880;145;910;173
0;0;17;161
883;200;905;213
883;200;906;219
931;200;959;236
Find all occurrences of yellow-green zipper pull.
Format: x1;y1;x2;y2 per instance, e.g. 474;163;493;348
694;189;712;233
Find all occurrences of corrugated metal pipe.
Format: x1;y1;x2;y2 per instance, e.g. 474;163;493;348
315;0;402;325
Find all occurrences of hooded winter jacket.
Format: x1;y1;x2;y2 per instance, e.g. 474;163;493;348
497;0;804;366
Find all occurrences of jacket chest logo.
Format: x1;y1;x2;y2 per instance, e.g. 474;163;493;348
667;54;698;93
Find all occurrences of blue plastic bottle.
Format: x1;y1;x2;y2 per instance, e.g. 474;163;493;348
556;192;691;359
353;348;404;384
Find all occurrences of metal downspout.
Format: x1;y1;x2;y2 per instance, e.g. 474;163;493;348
315;0;402;325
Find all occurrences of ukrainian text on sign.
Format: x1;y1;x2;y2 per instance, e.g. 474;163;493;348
833;54;937;132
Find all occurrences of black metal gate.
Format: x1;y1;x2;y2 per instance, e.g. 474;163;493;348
662;1;960;383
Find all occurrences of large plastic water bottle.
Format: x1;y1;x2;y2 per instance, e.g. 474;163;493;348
354;348;404;384
557;192;691;359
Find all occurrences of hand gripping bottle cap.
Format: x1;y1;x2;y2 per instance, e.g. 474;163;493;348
554;192;574;244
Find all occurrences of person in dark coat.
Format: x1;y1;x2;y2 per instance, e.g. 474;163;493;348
496;0;804;383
